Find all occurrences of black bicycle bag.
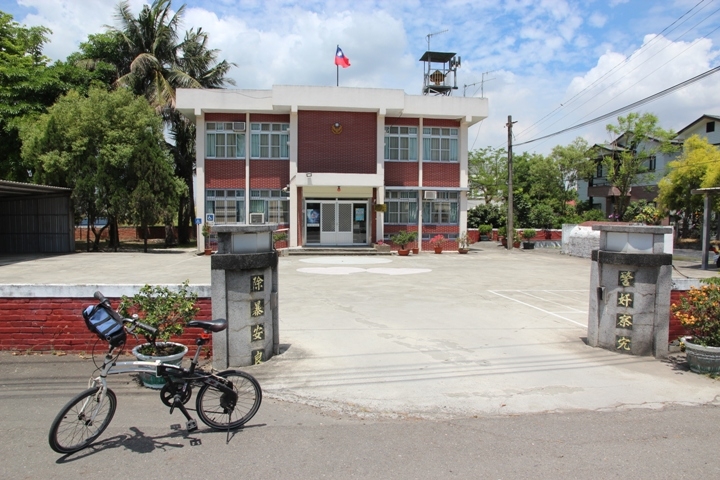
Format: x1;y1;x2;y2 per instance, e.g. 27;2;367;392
83;304;126;347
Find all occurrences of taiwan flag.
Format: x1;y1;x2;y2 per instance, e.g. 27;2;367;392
335;45;350;68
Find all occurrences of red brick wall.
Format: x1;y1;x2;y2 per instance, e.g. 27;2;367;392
0;297;212;356
249;160;290;189
424;162;460;187
385;162;419;186
250;114;290;123
386;117;419;126
205;159;246;189
424;119;460;128
669;291;691;342
206;113;246;122
298;111;376;173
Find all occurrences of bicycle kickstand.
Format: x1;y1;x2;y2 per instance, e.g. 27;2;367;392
169;394;198;432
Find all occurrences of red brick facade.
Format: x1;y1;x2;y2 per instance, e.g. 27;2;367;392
206;159;246;189
0;297;213;355
249;160;290;190
385;162;419;186
298;111;376;174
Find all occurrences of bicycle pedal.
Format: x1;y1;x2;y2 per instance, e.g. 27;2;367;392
186;419;198;432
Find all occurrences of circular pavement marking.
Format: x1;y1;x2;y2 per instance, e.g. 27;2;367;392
365;268;432;276
299;257;393;265
296;267;368;275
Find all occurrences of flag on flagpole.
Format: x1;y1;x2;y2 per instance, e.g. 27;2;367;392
335;45;350;68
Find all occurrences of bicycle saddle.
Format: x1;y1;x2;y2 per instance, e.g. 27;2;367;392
188;318;228;332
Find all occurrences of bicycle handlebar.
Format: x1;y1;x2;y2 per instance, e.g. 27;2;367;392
93;290;158;337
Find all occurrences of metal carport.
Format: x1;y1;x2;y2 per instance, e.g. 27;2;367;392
0;180;74;253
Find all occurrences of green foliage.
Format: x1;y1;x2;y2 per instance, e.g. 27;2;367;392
622;200;662;225
273;231;287;243
581;208;607;222
521;229;536;240
467;203;504;228
528;203;556;230
468;146;507;203
603;112;677;220
478;224;493;235
20;87;182;251
456;231;472;248
497;226;507;238
119;280;199;352
390;230;416;249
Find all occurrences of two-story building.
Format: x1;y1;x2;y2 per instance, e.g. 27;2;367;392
177;84;487;252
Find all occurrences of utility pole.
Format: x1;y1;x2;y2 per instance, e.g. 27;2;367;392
506;115;516;250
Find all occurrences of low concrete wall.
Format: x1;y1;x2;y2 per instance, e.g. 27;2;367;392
562;224;599;258
0;284;212;355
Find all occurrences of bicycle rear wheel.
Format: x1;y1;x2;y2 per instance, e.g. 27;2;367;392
196;370;261;430
48;387;116;454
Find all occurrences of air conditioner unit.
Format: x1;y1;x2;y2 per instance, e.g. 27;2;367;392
232;122;246;132
424;191;437;200
249;212;264;224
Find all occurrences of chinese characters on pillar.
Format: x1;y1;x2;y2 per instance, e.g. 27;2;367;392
251;275;265;292
615;270;635;353
251;299;265;317
251;323;265;341
252;349;264;365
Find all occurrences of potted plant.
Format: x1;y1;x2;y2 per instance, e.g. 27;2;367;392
273;231;288;249
478;224;493;242
120;281;199;388
521;229;537;249
497;226;507;246
407;231;419;254
512;230;522;248
672;278;720;374
456;231;473;254
430;234;445;254
391;230;415;256
201;223;212;255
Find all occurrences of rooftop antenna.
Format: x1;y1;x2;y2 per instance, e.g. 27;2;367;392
464;70;497;97
426;29;448;50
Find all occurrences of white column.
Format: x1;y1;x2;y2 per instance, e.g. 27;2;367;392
417;118;424;248
195;110;206;252
376;111;386;242
459;117;470;231
245;113;251;226
289;107;299;247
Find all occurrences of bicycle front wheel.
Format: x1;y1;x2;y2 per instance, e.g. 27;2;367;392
48;387;117;454
196;370;261;430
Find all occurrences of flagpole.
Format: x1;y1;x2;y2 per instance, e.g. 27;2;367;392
337;64;339;87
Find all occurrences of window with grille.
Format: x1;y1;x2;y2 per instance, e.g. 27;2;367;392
422;191;459;224
250;123;289;159
206;123;246;158
384;191;418;224
422;127;458;162
250;189;290;223
384;126;418;161
206;189;245;223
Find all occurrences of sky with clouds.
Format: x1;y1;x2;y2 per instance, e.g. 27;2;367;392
3;0;720;155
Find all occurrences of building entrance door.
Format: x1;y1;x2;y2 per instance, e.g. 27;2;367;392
305;200;368;246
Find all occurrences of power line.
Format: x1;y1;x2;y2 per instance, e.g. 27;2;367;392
516;0;719;141
514;65;720;146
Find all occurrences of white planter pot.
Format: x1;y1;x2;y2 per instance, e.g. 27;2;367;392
131;342;188;389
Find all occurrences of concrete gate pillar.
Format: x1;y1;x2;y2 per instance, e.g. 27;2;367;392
587;225;674;359
210;224;279;369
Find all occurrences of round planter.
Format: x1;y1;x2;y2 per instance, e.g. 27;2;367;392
683;337;720;374
397;249;410;256
204;248;212;255
458;248;469;254
132;342;188;389
523;242;535;250
434;247;443;254
411;248;419;255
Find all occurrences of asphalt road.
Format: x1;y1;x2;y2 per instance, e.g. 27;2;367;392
2;245;720;478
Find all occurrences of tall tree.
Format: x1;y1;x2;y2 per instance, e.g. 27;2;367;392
657;134;720;237
468;146;507;204
547;137;595;215
603;112;676;220
20;87;183;251
103;0;234;243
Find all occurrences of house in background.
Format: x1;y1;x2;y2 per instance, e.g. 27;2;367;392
577;114;720;218
674;114;720;146
177;71;487;252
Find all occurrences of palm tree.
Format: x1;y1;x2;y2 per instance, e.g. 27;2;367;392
107;0;235;243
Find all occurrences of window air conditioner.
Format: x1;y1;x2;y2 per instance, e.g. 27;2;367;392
424;191;437;200
232;122;246;132
249;212;264;224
